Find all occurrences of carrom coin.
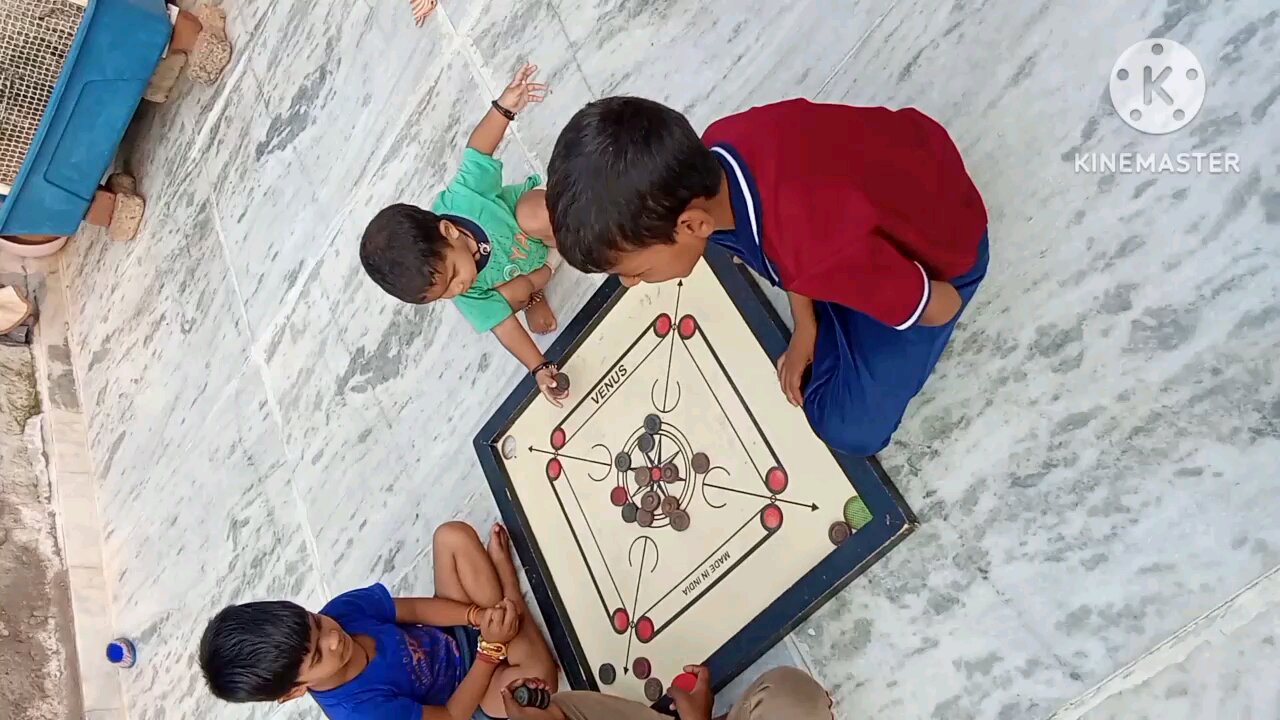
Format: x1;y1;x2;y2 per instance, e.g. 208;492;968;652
636;508;655;527
644;414;662;434
638;432;655;453
634;467;650;487
829;521;852;545
622;502;639;524
660;495;680;515
599;664;617;685
661;462;678;482
670;510;691;532
632;657;653;680
553;372;570;392
615;451;632;471
644;677;664;702
641;491;661;512
691;452;711;474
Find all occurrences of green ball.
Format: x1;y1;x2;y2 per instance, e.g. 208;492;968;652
844;496;872;530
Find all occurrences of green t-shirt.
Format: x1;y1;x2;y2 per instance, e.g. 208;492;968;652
431;148;547;332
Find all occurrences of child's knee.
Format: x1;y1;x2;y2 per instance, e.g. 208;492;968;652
805;394;895;457
433;521;480;549
516;189;553;240
733;667;831;719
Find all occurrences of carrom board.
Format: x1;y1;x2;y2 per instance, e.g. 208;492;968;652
475;247;917;709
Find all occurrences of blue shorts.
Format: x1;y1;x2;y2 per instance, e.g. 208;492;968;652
451;625;500;720
803;231;990;456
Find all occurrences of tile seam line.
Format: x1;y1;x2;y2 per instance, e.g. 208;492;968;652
211;192;332;601
544;0;600;98
1046;561;1280;719
813;0;899;98
443;6;543;172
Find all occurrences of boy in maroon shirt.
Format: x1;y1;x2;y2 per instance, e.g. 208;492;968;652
545;97;989;457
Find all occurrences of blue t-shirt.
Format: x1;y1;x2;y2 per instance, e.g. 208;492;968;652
311;584;468;720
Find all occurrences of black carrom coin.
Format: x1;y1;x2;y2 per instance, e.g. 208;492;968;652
691;451;711;474
599;663;617;685
828;521;852;545
641;491;661;511
644;677;664;701
670;510;691;532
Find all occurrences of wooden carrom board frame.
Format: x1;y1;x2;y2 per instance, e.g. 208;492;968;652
474;246;918;710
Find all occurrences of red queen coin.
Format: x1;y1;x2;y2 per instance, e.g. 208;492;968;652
610;486;630;507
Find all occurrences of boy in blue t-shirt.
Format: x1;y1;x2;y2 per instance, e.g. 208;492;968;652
199;523;558;719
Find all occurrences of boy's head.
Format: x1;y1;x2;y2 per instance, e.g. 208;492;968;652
199;601;356;703
360;203;483;303
547;97;724;286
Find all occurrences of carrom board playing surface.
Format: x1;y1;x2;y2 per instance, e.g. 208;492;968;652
475;248;917;708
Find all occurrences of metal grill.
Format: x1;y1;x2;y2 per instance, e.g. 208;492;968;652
0;0;85;191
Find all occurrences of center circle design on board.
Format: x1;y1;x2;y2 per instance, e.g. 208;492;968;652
613;414;700;532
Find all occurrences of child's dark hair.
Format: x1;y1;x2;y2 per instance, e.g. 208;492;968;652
360;203;448;303
547;97;722;272
199;601;311;702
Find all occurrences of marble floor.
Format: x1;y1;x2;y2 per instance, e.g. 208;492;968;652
58;0;1279;718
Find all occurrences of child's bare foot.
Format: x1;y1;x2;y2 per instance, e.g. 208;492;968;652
488;524;525;608
525;298;557;334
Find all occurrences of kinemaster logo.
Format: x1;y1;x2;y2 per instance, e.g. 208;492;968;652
1074;38;1239;176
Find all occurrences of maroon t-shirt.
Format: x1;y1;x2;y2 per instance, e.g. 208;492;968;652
702;99;987;329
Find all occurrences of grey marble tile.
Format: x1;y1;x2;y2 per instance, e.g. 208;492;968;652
438;0;598;164
1065;571;1280;720
100;368;325;720
795;521;1084;720
244;0;448;206
197;68;333;342
71;185;253;522
551;0;898;129
261;268;448;594
812;0;1280;702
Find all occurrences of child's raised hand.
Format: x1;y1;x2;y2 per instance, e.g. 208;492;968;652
410;0;437;26
479;598;522;644
496;63;548;115
668;665;714;720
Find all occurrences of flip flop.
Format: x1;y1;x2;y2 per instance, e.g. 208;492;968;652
0;286;34;335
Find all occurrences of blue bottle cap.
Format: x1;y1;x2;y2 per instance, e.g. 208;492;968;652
106;642;125;663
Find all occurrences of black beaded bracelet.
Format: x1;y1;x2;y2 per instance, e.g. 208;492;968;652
491;100;516;121
530;360;555;376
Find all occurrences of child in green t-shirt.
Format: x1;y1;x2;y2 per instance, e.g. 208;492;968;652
361;63;568;404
